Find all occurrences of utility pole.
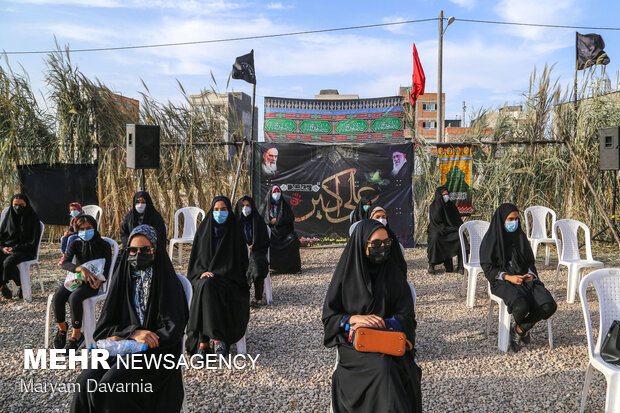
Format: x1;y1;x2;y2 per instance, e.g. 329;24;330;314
437;10;443;143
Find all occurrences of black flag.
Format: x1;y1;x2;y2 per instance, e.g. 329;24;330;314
577;32;610;70
231;50;256;84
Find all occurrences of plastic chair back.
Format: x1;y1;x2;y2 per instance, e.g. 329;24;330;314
82;205;103;229
554;219;594;262
101;238;119;294
459;220;490;266
174;207;205;240
524;206;556;240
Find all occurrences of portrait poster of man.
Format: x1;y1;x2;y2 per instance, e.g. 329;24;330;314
253;142;414;247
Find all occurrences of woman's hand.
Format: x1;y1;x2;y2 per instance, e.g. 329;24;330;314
505;274;527;285
270;218;276;225
78;268;99;288
2;247;12;255
130;330;160;348
200;272;214;279
349;314;386;329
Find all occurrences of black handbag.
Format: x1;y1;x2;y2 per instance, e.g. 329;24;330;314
600;320;620;365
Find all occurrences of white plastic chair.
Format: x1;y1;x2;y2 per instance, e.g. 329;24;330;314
524;206;557;266
486;281;554;352
553;219;604;304
330;282;416;413
44;238;119;350
459;220;490;308
18;221;45;303
177;272;192;413
82;205;103;230
578;268;620;413
169;207;205;263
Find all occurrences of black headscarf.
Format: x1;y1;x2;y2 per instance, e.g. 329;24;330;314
0;194;41;254
323;219;415;348
72;214;112;277
120;191;167;247
351;196;372;223
235;196;270;255
480;203;537;285
187;196;249;286
95;224;188;355
429;186;463;229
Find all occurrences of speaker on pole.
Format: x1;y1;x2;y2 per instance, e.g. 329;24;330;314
599;126;620;171
126;124;160;169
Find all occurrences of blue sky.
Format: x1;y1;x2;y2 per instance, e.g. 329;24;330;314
2;0;620;137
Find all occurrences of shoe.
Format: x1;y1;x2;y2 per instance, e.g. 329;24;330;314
456;266;465;275
58;254;66;266
250;300;264;308
1;285;12;300
54;330;67;349
427;265;436;275
520;329;531;346
213;341;228;357
510;322;521;353
444;260;454;273
18;287;22;299
66;335;84;351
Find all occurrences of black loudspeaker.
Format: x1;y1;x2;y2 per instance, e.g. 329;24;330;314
126;124;160;169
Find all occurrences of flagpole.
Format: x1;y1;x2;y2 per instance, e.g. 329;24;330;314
249;82;257;198
574;31;578;115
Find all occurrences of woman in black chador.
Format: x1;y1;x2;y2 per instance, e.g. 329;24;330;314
323;219;422;413
119;191;167;248
259;185;301;274
480;203;557;352
427;186;464;274
235;196;270;305
0;194;41;299
70;225;189;413
350;196;372;224
186;196;249;357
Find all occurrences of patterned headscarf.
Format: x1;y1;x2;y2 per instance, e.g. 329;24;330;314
128;224;157;325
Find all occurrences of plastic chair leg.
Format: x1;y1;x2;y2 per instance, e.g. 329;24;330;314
546;318;553;349
168;242;174;262
553;265;561;298
567;266;578;304
545;244;550;266
178;244;183;264
264;273;273;305
486;301;493;338
466;268;478;308
497;301;510;352
604;374;620;413
18;263;32;303
44;294;53;350
580;363;594;413
82;299;97;350
236;335;247;355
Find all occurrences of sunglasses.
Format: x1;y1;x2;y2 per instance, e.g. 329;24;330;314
127;246;154;255
367;238;392;248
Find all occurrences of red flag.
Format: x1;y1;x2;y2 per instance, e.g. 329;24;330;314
410;44;425;106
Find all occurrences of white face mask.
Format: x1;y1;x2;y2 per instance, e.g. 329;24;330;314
442;195;450;203
242;206;252;217
375;218;387;226
135;203;147;214
272;192;281;202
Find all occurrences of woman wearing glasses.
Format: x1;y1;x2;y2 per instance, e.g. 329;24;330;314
323;219;422;413
71;224;189;413
186;196;249;357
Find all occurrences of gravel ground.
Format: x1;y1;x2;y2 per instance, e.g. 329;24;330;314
0;241;618;412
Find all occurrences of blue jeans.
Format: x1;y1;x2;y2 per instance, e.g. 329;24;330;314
61;234;79;254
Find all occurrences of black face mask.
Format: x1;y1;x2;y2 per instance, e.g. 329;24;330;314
13;205;25;215
128;253;154;271
367;245;391;264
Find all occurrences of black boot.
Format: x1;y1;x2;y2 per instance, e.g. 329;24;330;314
444;259;454;273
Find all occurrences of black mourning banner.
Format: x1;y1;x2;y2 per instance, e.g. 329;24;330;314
577;32;610;70
231;50;256;85
17;163;99;226
254;143;415;247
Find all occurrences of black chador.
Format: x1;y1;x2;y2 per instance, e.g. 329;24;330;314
119;191;167;248
426;186;463;271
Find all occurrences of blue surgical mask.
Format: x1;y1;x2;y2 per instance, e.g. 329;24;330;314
505;220;519;233
78;229;95;241
363;205;370;212
213;210;229;224
70;210;80;218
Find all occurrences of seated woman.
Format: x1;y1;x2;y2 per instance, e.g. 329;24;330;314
369;206;407;274
119;191;167;248
480;203;557;352
427;186;464;274
259;185;301;274
186;196;249;357
323;219;422;413
0;194;41;300
70;225;188;413
350;196;372;224
235;196;270;306
53;215;112;350
59;202;83;265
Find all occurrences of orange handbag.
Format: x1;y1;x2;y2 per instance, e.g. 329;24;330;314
351;327;413;357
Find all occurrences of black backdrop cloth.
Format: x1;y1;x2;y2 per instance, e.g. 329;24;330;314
17;163;98;226
427;186;463;265
322;219;421;413
186;196;249;351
